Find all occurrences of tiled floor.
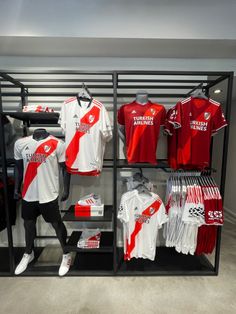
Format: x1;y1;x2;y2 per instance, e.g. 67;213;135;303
0;221;235;314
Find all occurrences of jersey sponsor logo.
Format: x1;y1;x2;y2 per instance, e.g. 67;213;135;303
44;145;51;153
135;214;150;224
89;114;95;123
73;114;78;118
26;153;47;163
190;120;208;131
75;122;91;133
204;112;211;120
131;110;137;114
133;116;154;126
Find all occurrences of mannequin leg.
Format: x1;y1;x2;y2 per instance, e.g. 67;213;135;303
24;219;37;254
51;221;68;253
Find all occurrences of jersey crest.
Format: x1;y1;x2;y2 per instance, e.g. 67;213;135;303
204;112;211;120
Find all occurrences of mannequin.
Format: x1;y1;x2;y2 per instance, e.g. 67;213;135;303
135;90;149;105
118;90;149;142
13;128;71;276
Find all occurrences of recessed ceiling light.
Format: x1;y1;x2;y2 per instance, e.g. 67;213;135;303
214;89;222;94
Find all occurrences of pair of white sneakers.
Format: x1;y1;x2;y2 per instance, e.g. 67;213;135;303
14;251;72;276
78;193;102;206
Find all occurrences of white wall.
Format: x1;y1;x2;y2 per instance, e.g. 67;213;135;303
0;56;236;71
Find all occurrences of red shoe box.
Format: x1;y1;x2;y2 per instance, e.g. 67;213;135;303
74;204;104;217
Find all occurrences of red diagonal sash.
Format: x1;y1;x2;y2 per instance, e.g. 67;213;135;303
22;138;58;198
125;199;162;260
66;105;101;169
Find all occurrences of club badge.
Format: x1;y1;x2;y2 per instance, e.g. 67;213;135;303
89;115;95;123
150;108;156;115
204;112;211;120
149;207;155;215
44;145;51;153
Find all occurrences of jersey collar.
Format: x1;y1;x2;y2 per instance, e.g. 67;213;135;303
76;96;93;109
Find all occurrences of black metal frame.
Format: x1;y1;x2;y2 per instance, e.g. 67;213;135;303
0;70;233;276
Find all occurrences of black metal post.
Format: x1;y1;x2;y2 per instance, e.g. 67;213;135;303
21;88;28;136
113;72;118;274
214;72;234;274
0;83;15;274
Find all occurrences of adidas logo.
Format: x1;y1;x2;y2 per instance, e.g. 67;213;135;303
25;146;29;150
131;110;137;114
73;114;78;118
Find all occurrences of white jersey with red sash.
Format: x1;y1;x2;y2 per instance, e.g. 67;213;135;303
14;135;65;203
118;190;168;261
58;97;112;175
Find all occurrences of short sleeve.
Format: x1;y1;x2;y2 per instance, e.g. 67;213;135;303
58;102;66;132
167;103;182;129
164;108;175;135
117;105;125;125
101;106;112;142
118;194;129;224
212;105;227;135
56;140;66;163
157;203;168;229
160;107;166;126
14;139;23;160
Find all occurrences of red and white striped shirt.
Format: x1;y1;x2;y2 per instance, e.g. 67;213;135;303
118;190;168;261
14;135;65;203
59;97;112;175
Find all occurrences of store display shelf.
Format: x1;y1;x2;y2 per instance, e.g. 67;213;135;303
116;248;215;276
65;231;113;253
12;247;113;276
2;112;59;125
116;159;169;169
62;205;113;222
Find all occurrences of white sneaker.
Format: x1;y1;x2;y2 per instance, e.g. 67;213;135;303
59;253;72;277
15;251;34;275
78;194;102;206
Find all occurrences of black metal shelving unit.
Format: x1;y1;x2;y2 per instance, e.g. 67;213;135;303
0;70;233;276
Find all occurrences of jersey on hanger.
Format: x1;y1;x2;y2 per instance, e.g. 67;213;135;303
165;97;227;169
14;135;65;203
118;101;166;164
58;97;112;175
118;190;168;261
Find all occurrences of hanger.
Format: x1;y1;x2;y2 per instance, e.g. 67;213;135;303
136;183;152;196
133;168;149;184
191;85;208;100
78;83;92;100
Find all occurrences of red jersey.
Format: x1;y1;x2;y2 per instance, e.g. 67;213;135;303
118;101;166;164
166;97;227;169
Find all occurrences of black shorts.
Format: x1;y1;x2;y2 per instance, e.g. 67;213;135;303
21;198;61;223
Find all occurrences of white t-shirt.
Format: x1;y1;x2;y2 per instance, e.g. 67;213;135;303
118;190;168;261
14;135;65;203
58;97;112;175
